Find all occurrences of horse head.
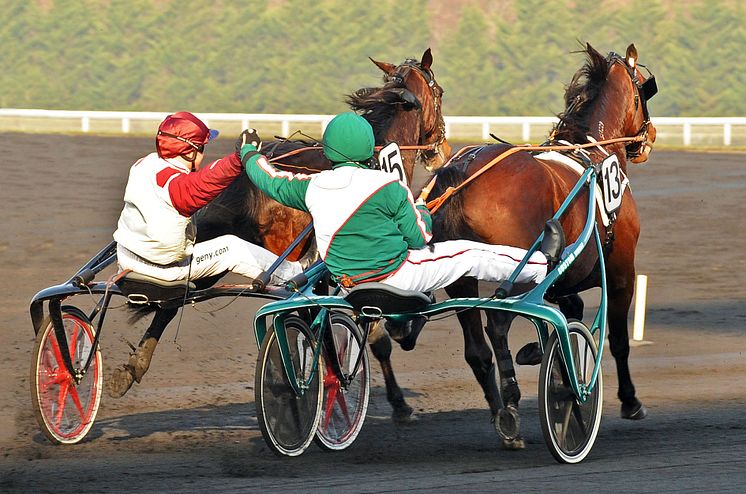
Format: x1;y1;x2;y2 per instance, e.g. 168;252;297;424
348;49;451;176
554;43;658;168
616;44;658;164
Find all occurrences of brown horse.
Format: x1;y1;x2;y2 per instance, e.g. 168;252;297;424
427;43;657;448
123;49;450;422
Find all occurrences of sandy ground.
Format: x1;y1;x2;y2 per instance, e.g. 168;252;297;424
1;134;745;492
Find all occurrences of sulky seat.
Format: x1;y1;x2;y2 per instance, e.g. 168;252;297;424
115;271;196;305
344;282;431;314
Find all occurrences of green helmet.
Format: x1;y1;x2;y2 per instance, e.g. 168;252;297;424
322;112;375;164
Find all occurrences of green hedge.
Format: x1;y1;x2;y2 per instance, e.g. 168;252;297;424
1;0;743;117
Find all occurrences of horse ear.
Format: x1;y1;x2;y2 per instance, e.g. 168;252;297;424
625;44;638;68
370;57;397;76
421;48;433;70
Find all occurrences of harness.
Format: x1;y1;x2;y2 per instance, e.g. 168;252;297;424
383;59;449;167
421;52;657;222
605;52;658;161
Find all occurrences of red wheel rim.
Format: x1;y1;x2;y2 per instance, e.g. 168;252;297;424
322;338;353;431
36;313;100;441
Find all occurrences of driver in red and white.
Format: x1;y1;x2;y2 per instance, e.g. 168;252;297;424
109;112;301;399
114;112;301;283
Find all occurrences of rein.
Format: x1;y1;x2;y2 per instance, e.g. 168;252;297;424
420;135;646;214
265;143;443;174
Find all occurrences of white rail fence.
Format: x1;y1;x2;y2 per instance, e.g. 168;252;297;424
2;109;746;146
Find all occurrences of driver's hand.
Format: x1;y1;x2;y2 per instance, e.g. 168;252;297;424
236;128;262;154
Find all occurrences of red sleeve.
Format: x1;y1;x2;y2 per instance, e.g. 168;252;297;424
166;153;243;216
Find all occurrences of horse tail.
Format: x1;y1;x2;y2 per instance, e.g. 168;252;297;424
126;303;156;324
429;165;483;243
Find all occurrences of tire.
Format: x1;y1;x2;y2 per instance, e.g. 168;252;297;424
538;320;603;464
314;313;370;451
30;306;103;445
255;315;323;457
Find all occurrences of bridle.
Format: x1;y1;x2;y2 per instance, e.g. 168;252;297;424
384;59;449;166
606;52;658;161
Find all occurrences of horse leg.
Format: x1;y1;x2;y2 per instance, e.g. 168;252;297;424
107;307;178;398
368;321;415;423
444;279;503;423
512;294;583;367
608;286;648;419
385;315;427;352
557;293;584;321
484;310;526;450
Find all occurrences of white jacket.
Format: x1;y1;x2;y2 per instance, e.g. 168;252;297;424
113;151;243;265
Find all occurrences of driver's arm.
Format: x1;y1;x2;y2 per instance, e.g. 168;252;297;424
384;182;432;248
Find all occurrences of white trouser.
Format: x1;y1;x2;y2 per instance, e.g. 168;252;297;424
117;235;302;285
379;239;547;293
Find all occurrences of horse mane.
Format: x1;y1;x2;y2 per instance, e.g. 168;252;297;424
552;43;610;143
346;86;405;144
194;174;267;246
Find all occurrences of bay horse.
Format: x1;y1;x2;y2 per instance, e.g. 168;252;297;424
120;49;451;422
426;43;657;448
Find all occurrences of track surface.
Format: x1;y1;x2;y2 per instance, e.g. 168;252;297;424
2;134;745;492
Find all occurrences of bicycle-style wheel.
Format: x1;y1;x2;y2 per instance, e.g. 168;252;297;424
255;315;323;457
30;306;103;445
315;313;369;451
538;320;603;464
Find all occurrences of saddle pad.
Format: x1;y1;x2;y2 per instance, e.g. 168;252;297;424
534;151;625;226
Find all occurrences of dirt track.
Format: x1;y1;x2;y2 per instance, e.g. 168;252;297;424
1;134;745;492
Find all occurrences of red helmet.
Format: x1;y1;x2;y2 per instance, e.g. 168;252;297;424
156;112;219;158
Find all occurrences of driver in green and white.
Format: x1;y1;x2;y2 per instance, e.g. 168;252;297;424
242;112;556;292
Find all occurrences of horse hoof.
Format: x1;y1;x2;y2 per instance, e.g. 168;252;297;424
515;342;542;366
501;436;526;450
392;405;416;424
621;402;648;420
494;405;521;441
107;365;135;398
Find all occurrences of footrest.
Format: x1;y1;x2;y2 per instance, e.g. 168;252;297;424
115;271;196;304
344;282;431;314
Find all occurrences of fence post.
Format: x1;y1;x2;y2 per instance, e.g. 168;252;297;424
81;116;90;133
522;122;530;142
632;274;648;342
683;122;691;146
282;119;290;138
724;123;732;146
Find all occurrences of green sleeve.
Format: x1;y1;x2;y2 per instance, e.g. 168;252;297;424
241;144;310;212
384;182;433;249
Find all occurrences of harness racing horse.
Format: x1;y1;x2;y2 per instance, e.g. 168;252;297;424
120;49;451;422
427;43;657;448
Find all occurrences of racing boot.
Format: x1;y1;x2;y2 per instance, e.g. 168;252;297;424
540;219;565;272
107;337;158;398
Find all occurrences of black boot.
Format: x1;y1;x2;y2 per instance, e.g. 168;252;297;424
540;219;565;271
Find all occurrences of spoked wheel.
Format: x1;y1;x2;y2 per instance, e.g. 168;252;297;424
30;306;103;445
539;320;603;464
314;313;370;451
255;315;323;457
